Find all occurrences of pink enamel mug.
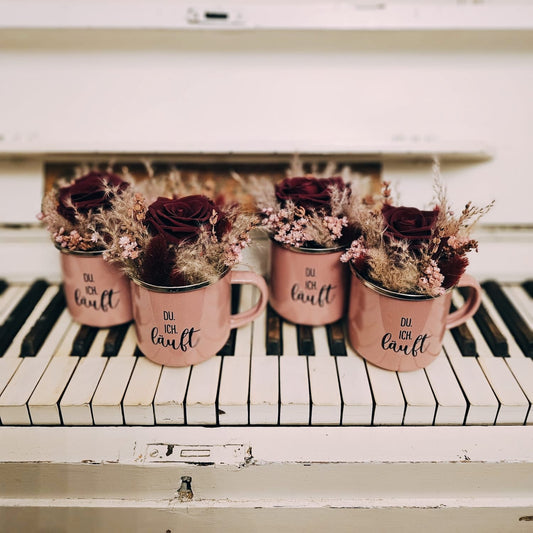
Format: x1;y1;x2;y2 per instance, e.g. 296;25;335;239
60;249;133;327
130;268;268;367
269;240;349;326
347;268;482;372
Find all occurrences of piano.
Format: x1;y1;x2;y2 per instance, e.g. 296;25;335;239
1;2;533;531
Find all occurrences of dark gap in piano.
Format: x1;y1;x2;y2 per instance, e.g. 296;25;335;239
182;361;194;427
215;356;225;425
449;299;477;357
217;285;240;356
442;345;471;426
71;325;99;357
0;279;7;295
522;280;533;299
103;323;131;357
276;355;281;425
483;281;533;358
297;325;315;356
266;305;282;355
0;279;49;357
327;320;347;356
20;287;66;357
305;356;313;425
394;373;408;427
362;359;377;427
458;286;508;357
423;368;439;426
333;358;345;425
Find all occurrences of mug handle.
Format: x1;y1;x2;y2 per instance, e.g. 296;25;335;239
229;270;269;329
446;273;482;329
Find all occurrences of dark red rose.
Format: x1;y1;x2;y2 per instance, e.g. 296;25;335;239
439;254;469;289
275;176;345;210
382;204;439;250
57;171;129;223
146;194;222;245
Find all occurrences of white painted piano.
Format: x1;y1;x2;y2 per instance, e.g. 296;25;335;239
1;1;533;531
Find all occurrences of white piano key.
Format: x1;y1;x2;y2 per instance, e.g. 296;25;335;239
424;349;467;425
337;345;373;425
249;303;279;425
308;326;341;425
479;291;533;424
153;365;190;425
0;285;61;396
186;356;221;425
366;364;405;426
453;291;529;425
92;325;137;425
443;330;499;425
59;329;109;425
218;284;253;426
122;356;162;425
0;308;72;425
279;323;310;425
0;284;26;324
397;368;436;426
28;322;82;425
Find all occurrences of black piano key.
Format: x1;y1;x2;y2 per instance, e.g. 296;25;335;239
458;286;508;357
449;301;477;357
326;320;347;356
0;279;49;356
483;280;533;358
134;346;145;357
0;279;7;295
71;325;99;357
522;280;533;299
103;323;130;357
20;288;66;357
266;305;282;355
297;325;315;355
217;284;241;356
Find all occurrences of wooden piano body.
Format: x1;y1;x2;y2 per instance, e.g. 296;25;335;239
1;2;533;530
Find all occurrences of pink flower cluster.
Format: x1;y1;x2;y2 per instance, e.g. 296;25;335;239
223;235;251;267
417;260;446;297
262;208;309;247
53;227;100;251
323;216;348;240
118;235;139;259
340;236;367;264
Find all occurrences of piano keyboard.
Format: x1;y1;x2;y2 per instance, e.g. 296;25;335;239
0;279;532;427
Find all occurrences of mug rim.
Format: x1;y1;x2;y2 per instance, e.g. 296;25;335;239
270;237;346;255
350;264;453;301
131;267;230;294
56;246;104;257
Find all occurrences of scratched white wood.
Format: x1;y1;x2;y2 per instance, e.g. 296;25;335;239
27;321;81;425
442;330;499;425
279;323;310;425
336;344;373;425
185;355;221;425
424;349;467;425
249;302;279;425
122;356;162;425
307;326;341;425
60;329;109;425
366;364;405;426
397;368;436;426
0;307;71;425
217;284;253;426
92;325;137;425
0;285;59;397
480;290;533;424
452;291;529;425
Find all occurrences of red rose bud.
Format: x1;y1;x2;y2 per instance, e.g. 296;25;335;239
57;171;129;223
275;176;345;210
382;204;439;250
146;194;224;245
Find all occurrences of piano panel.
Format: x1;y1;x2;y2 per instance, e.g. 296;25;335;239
0;279;532;428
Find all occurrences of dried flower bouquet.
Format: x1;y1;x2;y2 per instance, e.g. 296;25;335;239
341;162;494;297
97;188;259;287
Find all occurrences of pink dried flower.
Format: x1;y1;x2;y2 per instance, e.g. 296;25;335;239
323;216;348;240
417;260;445;297
340;236;367;264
